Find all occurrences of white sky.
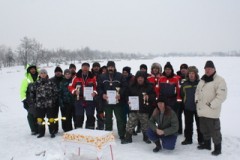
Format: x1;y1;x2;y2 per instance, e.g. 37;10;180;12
0;0;240;53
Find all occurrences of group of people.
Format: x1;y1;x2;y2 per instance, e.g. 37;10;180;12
20;60;227;156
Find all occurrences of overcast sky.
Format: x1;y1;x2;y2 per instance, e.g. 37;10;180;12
0;0;240;54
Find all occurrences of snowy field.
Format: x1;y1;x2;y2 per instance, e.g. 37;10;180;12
0;57;239;160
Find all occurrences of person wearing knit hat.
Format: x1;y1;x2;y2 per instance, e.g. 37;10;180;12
92;62;101;77
39;69;48;75
69;64;76;77
122;66;131;76
54;66;63;73
50;66;64;134
195;60;227;155
140;64;148;72
106;61;116;74
92;62;101;68
64;69;71;75
204;60;215;69
163;62;175;78
82;62;90;67
181;65;203;145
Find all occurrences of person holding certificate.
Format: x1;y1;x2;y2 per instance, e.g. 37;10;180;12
121;71;156;144
68;63;97;129
97;61;128;142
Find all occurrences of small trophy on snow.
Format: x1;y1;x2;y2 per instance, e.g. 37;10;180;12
76;84;81;100
115;87;120;103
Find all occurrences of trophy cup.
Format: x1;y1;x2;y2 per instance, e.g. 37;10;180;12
116;87;120;103
76;84;81;100
142;92;149;105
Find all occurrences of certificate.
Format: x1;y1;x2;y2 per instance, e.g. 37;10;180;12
107;90;116;105
129;96;139;110
84;86;93;101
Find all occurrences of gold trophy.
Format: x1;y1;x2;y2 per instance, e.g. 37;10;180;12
76;84;81;100
116;87;120;103
142;92;149;105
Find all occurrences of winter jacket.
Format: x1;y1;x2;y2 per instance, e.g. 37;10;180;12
29;78;58;109
97;71;128;104
127;81;156;113
148;107;179;136
147;74;161;98
195;73;227;118
59;78;75;106
181;80;199;111
68;70;97;100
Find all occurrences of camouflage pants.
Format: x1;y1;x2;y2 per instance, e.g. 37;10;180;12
126;112;149;134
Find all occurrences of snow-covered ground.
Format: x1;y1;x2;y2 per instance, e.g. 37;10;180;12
0;57;239;160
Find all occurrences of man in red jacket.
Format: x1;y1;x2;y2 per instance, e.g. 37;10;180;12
68;63;98;129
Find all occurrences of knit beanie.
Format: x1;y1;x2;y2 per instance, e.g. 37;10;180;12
180;63;188;70
64;69;71;75
54;66;63;73
204;60;215;69
39;69;48;75
92;62;100;68
164;62;173;70
122;66;131;74
82;62;90;67
140;64;147;70
69;63;76;69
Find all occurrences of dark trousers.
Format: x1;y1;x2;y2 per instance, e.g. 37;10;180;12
147;128;177;150
24;103;38;133
177;102;184;134
199;117;222;145
75;100;95;129
104;103;126;138
36;107;58;135
184;110;203;143
61;103;74;132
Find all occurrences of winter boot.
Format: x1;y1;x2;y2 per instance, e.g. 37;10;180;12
153;140;162;152
85;115;95;129
212;143;221;156
143;132;151;144
132;130;137;136
181;139;193;145
75;115;84;128
121;132;132;144
37;125;45;138
197;139;211;150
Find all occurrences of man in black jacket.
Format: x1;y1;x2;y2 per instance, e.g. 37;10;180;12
97;61;127;142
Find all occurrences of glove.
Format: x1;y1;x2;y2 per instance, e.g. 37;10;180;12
22;99;29;111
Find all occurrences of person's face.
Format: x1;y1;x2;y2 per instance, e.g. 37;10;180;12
205;67;215;77
101;68;107;74
69;67;76;73
152;67;159;74
137;76;144;85
188;72;196;81
82;65;89;73
55;71;62;77
29;68;36;74
107;66;115;74
181;68;188;76
64;73;72;79
140;68;147;72
122;71;129;77
93;66;100;72
40;72;47;79
157;102;165;111
164;68;172;76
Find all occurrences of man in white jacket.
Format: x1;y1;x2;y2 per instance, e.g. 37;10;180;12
195;60;227;156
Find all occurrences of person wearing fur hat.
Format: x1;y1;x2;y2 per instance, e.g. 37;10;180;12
50;66;64;134
158;62;181;114
68;62;98;129
59;69;75;132
181;66;203;145
97;60;128;142
29;68;59;138
147;97;179;152
121;71;156;144
20;64;39;135
195;60;227;156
